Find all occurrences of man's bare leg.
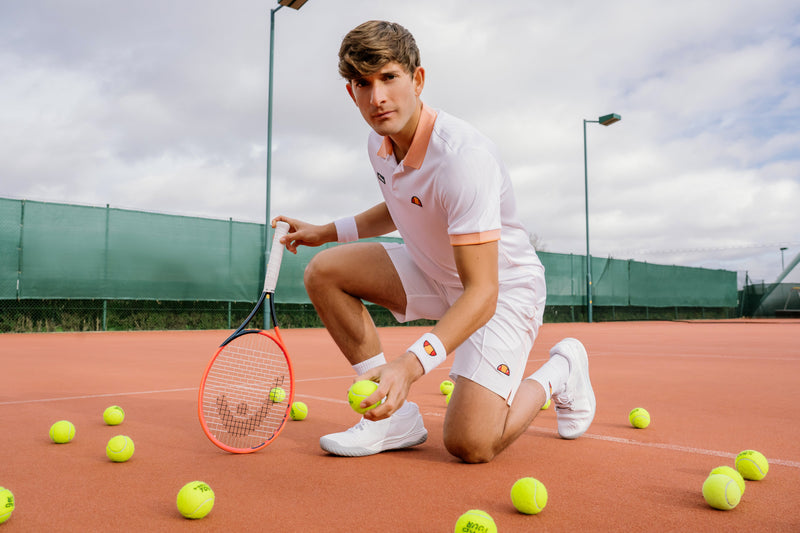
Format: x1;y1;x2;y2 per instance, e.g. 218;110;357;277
304;242;407;364
443;377;547;463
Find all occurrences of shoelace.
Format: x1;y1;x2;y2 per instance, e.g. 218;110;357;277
553;392;574;411
347;419;371;433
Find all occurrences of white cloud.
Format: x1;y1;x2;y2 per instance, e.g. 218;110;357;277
0;0;798;286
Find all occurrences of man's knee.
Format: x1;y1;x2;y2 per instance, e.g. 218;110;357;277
303;248;336;294
443;432;497;464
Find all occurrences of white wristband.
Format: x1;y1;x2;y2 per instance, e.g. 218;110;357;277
407;333;447;374
334;216;358;243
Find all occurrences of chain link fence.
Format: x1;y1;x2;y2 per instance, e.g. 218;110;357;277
1;197;739;333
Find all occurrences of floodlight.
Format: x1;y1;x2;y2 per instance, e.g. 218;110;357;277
279;0;309;9
599;113;621;126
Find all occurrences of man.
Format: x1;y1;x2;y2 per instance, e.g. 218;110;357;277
273;20;595;463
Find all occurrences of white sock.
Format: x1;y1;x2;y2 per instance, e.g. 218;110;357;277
527;355;570;398
352;352;386;376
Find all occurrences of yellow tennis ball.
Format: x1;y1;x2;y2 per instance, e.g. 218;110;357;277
176;481;215;519
440;379;454;395
702;473;741;510
709;466;745;495
290;401;308;421
510;477;548;515
735;449;769;480
454;509;496;533
445;392;452;405
106;435;135;462
629;407;650;428
103;405;125;426
0;487;14;525
541;397;551;410
269;387;286;403
347;380;382;414
49;420;75;443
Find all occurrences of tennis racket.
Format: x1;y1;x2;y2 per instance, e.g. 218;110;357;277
198;221;294;453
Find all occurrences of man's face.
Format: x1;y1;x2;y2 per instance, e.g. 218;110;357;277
346;61;425;141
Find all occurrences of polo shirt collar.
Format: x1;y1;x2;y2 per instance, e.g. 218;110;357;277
376;103;437;170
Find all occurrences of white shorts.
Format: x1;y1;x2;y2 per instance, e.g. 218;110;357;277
382;242;546;405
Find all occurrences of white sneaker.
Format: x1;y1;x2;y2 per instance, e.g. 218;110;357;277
319;402;428;457
550;338;596;439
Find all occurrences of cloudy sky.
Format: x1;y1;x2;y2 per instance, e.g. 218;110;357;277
2;0;798;286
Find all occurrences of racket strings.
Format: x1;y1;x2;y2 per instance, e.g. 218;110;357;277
201;332;290;450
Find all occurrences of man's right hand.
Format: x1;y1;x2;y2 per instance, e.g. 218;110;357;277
271;216;336;254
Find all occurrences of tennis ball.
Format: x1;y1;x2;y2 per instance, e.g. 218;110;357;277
735;449;769;480
106;435;135;462
0;487;14;525
454;509;496;533
445;392;452;405
629;407;650;428
176;481;215;519
709;466;745;495
348;380;382;414
290;401;308;421
541;397;551;410
103;405;125;426
440;379;454;395
510;477;548;515
49;420;75;443
269;387;286;403
702;473;741;510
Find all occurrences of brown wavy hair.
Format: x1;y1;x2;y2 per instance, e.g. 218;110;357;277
338;21;421;81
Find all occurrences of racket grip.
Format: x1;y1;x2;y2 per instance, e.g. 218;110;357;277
264;221;289;292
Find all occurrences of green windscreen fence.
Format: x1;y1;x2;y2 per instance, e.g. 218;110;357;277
537;253;633;306
628;261;736;307
2;199;265;301
0;198;737;308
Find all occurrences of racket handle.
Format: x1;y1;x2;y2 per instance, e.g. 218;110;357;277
264;221;289;293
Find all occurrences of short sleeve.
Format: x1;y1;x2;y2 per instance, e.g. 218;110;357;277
437;147;503;245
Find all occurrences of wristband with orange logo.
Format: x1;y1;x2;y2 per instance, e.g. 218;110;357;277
408;332;446;374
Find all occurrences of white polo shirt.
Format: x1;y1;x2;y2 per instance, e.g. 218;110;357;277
367;104;543;289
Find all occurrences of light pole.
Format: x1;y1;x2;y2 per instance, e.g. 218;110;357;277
264;0;310;327
781;247;787;271
583;113;621;323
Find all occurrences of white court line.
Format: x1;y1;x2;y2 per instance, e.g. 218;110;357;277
0;388;196;406
420;412;800;470
6;383;799;470
0;373;382;406
295;393;347;405
308;401;800;470
579;432;800;467
525;426;800;468
590;351;800;362
294;374;355;383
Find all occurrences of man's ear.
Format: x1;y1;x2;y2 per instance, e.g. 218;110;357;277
413;67;425;96
346;82;357;104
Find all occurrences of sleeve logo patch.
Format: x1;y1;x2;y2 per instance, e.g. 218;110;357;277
411;196;423;207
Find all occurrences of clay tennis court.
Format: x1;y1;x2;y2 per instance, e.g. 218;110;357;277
2;319;799;531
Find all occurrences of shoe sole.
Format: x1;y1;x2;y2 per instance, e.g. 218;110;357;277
554;338;596;440
320;430;428;457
